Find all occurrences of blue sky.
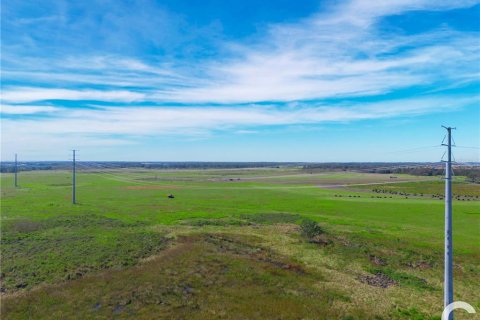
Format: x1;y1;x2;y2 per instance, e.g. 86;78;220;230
1;0;479;161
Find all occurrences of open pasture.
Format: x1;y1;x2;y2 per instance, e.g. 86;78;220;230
1;168;479;319
350;179;480;198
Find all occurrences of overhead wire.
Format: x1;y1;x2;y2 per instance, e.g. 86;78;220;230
76;163;159;185
78;162;155;180
454;145;480;149
382;145;443;154
76;163;140;183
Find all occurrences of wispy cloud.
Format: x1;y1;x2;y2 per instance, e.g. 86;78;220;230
1;87;146;103
3;94;477;159
1;104;59;114
1;0;479;160
157;3;479;103
2;95;474;141
2;1;478;105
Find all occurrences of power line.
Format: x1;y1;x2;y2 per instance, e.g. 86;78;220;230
79;162;155;180
76;163;149;181
355;162;445;173
383;145;443;154
76;163;160;185
454;145;480;149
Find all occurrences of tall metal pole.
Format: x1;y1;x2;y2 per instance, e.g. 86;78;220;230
14;154;18;188
72;150;76;204
442;126;454;319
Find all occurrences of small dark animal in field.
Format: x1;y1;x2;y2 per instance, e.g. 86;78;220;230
168;194;175;199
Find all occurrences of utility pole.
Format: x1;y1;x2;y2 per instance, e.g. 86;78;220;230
14;154;18;187
442;126;454;319
72;150;76;204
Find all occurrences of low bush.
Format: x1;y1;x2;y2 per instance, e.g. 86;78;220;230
300;219;324;239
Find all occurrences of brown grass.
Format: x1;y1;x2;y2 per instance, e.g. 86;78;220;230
1;233;365;320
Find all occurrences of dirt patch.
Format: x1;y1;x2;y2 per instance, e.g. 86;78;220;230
272;223;301;234
369;255;387;266
358;273;396;288
309;234;332;246
125;185;180;190
405;261;432;270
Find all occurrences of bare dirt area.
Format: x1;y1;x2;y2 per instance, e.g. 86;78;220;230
358;273;397;288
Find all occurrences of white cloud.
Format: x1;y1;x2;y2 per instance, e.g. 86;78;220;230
1;104;59;114
156;1;479;104
1;87;145;103
1;96;474;150
2;1;478;105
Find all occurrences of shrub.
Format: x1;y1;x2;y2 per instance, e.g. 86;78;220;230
300;219;324;239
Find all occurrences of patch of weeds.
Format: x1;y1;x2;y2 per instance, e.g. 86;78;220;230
181;218;251;227
1;215;168;293
7;219;44;233
400;250;437;270
300;218;324;239
366;267;433;290
204;234;311;276
240;212;301;224
3;214;142;236
325;290;351;304
405;260;433;270
392;307;440;320
1;234;348;319
45;214;141;229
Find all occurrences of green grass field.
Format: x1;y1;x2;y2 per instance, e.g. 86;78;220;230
1;168;479;319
